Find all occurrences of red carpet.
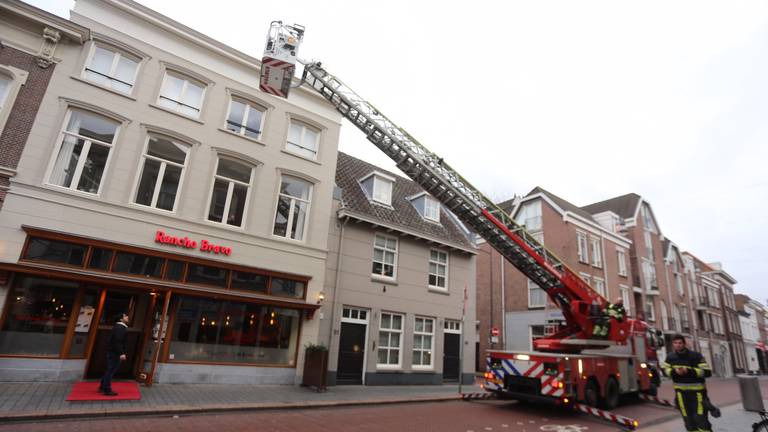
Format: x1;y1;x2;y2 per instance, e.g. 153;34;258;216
66;381;141;401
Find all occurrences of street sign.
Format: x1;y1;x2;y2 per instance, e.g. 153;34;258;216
491;327;499;337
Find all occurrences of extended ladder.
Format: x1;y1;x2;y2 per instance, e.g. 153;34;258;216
301;63;607;343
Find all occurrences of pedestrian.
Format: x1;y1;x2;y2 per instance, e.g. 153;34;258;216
100;312;129;396
662;334;719;432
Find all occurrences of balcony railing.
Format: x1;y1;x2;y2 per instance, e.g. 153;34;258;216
667;317;678;332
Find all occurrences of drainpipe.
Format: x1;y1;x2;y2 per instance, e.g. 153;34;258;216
500;254;505;350
327;214;350;374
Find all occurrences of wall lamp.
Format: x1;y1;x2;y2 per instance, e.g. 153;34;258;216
317;291;326;304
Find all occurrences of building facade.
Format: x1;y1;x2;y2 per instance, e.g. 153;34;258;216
707;263;745;374
322;152;476;384
0;0;342;384
736;294;765;374
0;0;89;210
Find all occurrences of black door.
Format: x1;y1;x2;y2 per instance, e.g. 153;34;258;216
86;291;144;379
443;333;460;382
337;322;366;384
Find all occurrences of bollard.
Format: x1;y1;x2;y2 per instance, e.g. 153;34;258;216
738;375;765;412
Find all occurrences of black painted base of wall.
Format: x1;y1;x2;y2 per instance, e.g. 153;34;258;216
326;371;475;386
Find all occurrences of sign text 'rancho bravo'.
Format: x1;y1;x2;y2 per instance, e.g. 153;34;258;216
154;230;232;256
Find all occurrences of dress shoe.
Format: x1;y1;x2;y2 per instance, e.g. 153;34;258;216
103;391;118;396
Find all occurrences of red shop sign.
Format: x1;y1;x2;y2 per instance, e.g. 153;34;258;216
154;230;232;256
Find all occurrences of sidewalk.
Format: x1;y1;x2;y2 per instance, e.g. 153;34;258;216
640;400;767;431
0;381;483;422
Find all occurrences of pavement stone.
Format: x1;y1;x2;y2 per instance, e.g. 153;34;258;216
640;400;767;431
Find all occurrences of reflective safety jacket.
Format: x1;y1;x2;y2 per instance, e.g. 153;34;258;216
606;303;625;322
662;348;712;391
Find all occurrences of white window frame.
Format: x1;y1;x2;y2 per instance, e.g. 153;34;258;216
372;234;398;280
528;278;546;308
617;248;627;277
620;285;631;316
444;320;462;334
516;200;542;231
45;109;120;196
590;237;602;268
428;249;448;290
644;230;654;260
680;304;690;330
660;300;669;331
646;300;656;321
377;312;403;369
132;134;190;212
577;231;589;263
0;66;28;137
593;277;606;298
82;43;140;94
424;196;440;222
205;157;254;228
286;119;320;160
412;316;435;370
372;176;393;206
157;70;206;118
224;97;265;140
272;174;313;241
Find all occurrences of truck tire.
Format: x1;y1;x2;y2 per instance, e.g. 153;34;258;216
604;377;620;410
584;379;600;408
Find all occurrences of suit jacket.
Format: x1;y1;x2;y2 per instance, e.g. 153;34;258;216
107;322;128;356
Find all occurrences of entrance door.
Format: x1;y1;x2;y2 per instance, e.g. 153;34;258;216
443;320;461;382
85;290;149;379
336;307;368;385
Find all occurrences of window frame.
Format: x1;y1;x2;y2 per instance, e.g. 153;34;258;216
592;277;606;298
528;277;546;308
423;196;440;222
131;134;191;213
412;316;435;370
205;156;255;228
0;66;27;136
224;96;266;140
428;249;448;290
576;231;589;263
81;43;141;95
617;248;627;277
590;236;602;268
157;69;208;119
285;119;320;160
271;174;313;242
44;108;121;197
377;311;403;369
372;233;398;280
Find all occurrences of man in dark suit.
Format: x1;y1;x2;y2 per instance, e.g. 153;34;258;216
100;312;129;396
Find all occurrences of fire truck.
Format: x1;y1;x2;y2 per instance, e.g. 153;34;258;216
259;20;664;413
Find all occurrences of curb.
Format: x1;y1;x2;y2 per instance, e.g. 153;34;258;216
0;394;462;423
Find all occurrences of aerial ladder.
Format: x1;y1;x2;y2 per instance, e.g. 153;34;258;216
260;21;633;353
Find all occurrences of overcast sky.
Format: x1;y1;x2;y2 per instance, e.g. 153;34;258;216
30;1;767;304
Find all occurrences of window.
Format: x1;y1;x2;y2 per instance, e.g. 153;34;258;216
412;317;434;369
158;71;205;118
23;238;87;266
270;278;306;299
530;325;546;351
48;110;119;194
428;249;448;289
528;278;546;308
641;203;657;233
674;272;683;296
186;263;228;288
617;248;627;277
424;196;440;222
593;277;606;298
134;135;190;211
645;300;655;321
168;296;299;365
286;120;319;159
207;158;253;227
0;75;10;109
590;237;602;267
361;172;394;206
378;312;403;367
516;201;542;231
273;175;312;241
83;45;139;94
643;261;658;289
620;285;631;316
576;232;588;263
444;320;461;333
644;230;654;260
226;98;264;139
372;234;397;279
0;277;78;356
112;252;164;278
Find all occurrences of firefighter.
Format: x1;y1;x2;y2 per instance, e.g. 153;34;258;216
662;334;715;432
593;298;625;338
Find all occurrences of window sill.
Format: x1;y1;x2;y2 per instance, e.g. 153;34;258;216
270;233;307;245
375;366;403;372
150;103;204;124
128;201;179;217
41;183;104;201
280;149;321;166
371;275;397;285
70;75;138;101
428;287;449;295
411;367;435;373
527;306;546;310
202;218;247;232
218;127;266;146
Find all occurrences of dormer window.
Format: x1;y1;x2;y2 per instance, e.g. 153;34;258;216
409;192;440;223
360;172;394;206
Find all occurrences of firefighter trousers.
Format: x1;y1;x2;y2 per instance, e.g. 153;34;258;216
675;389;712;432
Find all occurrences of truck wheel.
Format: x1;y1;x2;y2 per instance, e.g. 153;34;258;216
604;377;620;410
584;380;600;408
